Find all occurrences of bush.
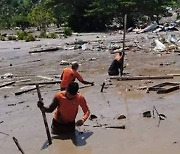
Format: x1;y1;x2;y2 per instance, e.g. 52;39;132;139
0;35;5;41
17;30;28;40
25;33;35;42
7;35;17;40
63;27;72;37
48;32;58;39
39;31;47;38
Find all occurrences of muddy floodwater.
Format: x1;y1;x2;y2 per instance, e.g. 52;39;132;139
0;31;180;154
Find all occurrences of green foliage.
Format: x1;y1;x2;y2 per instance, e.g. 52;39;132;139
39;31;48;38
13;15;30;30
28;5;55;31
48;32;58;38
63;27;72;36
0;0;180;31
0;34;5;41
16;30;28;40
7;35;17;41
24;33;35;42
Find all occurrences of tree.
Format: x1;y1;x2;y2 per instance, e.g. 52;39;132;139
28;5;55;31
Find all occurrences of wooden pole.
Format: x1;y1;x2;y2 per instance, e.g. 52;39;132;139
36;84;52;145
12;137;25;154
121;14;127;76
122;14;127;53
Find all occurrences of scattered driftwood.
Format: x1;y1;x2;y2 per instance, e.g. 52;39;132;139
15;85;43;96
29;47;60;53
84;124;125;129
148;82;179;94
22;80;60;86
110;75;173;81
0;81;15;88
12;137;25;154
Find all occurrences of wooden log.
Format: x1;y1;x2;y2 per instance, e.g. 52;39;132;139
105;125;125;129
0;81;15;88
157;85;179;94
36;84;52;145
21;80;60;86
167;74;180;77
29;47;60;53
110;75;174;80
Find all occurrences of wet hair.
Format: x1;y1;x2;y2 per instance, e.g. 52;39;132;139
119;52;123;56
67;82;79;95
71;62;79;69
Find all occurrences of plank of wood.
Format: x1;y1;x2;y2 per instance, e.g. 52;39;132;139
157;85;179;94
21;80;60;86
15;85;43;95
110;75;173;80
0;81;15;88
37;75;54;81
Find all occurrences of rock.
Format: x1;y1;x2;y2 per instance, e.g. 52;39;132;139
60;60;70;65
89;114;97;120
143;111;151;118
117;115;126;120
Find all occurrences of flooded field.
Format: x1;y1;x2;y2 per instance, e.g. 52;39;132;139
0;31;180;154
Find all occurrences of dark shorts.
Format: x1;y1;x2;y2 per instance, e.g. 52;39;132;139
51;119;75;135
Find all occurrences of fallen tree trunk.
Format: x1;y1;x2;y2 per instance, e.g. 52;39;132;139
0;81;15;88
110;75;173;80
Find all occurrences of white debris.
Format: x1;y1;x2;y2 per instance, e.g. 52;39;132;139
153;39;166;51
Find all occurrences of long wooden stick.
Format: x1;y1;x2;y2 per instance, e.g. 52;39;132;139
12;137;25;154
110;75;173;80
36;84;52;145
0;81;15;88
121;14;127;75
122;14;127;53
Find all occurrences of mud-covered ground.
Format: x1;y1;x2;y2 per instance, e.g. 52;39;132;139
0;30;180;154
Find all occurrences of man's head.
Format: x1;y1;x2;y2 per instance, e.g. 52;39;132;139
66;82;79;99
71;62;79;70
